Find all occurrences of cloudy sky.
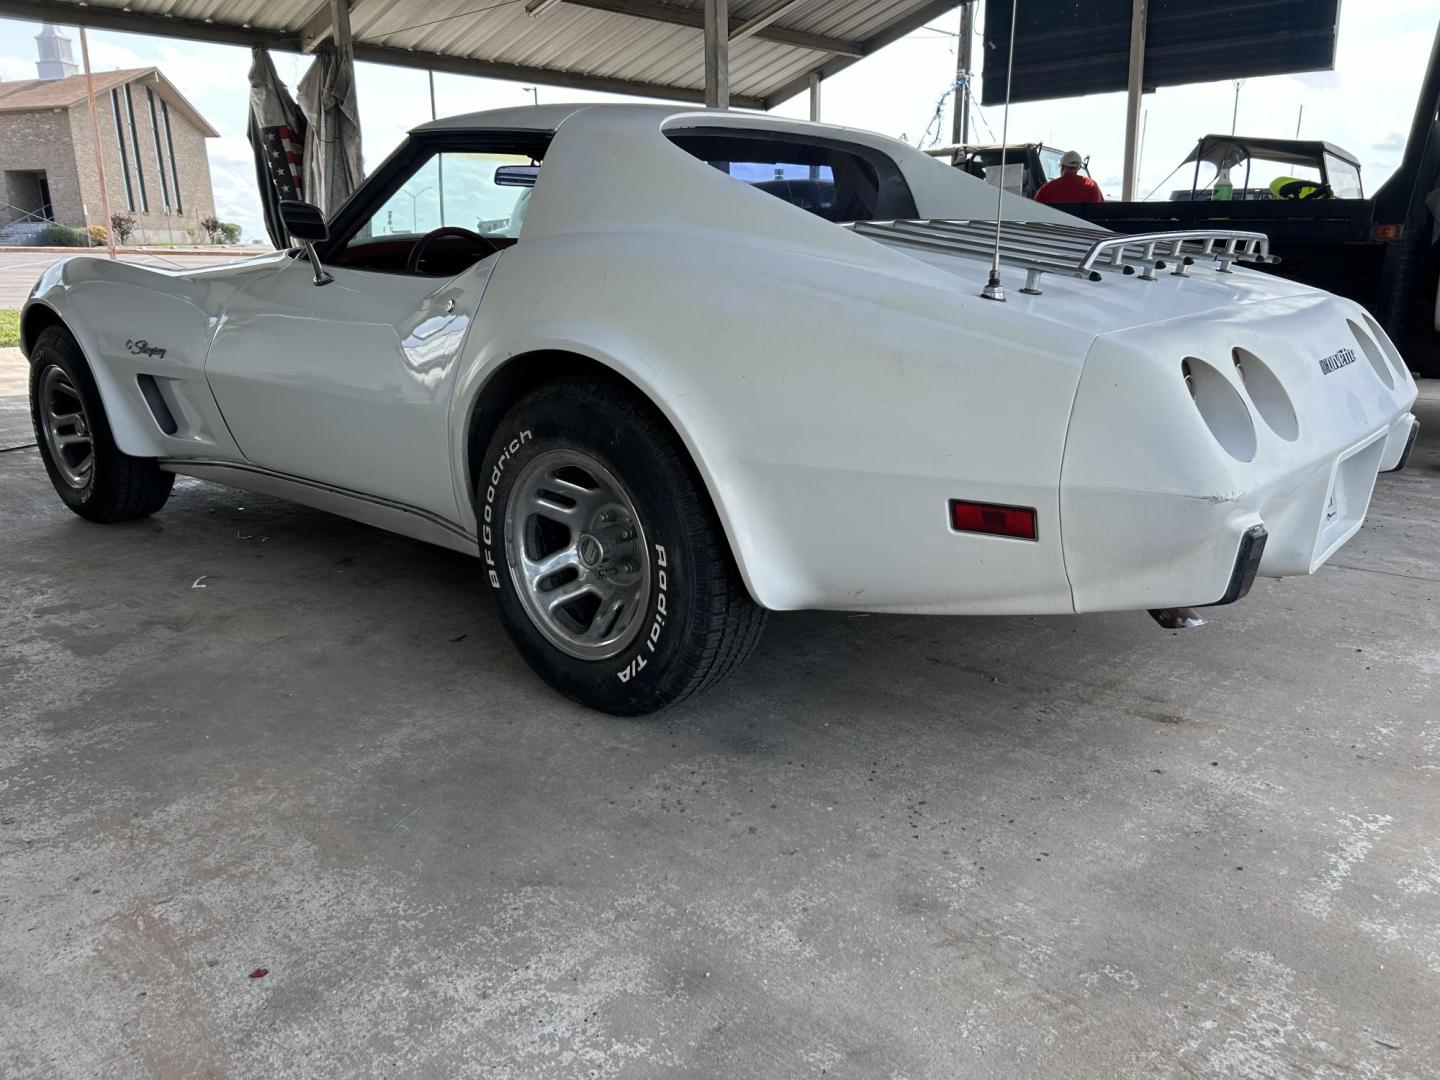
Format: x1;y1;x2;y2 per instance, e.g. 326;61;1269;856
0;2;1431;243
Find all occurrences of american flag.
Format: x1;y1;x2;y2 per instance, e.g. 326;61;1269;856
261;124;304;201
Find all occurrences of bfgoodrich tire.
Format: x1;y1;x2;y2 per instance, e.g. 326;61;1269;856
479;377;766;715
29;324;174;523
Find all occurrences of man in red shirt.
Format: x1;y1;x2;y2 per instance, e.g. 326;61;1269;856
1034;150;1103;205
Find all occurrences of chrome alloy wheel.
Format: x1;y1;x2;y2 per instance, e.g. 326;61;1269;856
39;364;94;490
505;448;653;661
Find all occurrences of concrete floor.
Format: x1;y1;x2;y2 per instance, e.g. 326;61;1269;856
3;348;1439;1079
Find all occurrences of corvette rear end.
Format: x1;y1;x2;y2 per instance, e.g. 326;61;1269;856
836;209;1417;622
1063;293;1417;614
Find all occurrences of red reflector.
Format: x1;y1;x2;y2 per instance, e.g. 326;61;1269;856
1372;224;1402;242
949;500;1038;540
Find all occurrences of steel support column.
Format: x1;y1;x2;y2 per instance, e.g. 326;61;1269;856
705;0;729;109
808;72;821;121
1121;0;1148;200
951;1;975;161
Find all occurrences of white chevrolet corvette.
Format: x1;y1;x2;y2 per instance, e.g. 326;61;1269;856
21;104;1420;714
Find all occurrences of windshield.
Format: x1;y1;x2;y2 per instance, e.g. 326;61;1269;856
1325;154;1363;198
961;150;1028;194
1183;156;1323;200
1039;147;1064;182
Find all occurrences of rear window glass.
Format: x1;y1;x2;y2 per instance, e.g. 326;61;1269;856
667;130;917;222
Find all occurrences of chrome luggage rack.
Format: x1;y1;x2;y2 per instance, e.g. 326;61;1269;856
846;219;1277;295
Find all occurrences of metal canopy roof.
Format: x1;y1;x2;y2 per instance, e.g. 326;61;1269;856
0;0;959;111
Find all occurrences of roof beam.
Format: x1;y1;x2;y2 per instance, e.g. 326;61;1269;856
351;41;768;110
730;0;813;46
301;0;384;54
0;0;765;109
0;0;301;51
761;0;962;109
557;0;863;57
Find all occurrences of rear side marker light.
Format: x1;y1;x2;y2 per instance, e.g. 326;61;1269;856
950;500;1038;541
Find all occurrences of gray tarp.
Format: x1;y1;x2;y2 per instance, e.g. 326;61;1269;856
298;41;364;218
246;46;307;249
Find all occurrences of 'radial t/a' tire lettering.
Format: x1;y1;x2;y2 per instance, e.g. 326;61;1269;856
478;376;766;715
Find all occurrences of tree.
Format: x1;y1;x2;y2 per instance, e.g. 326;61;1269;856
218;222;241;245
200;215;223;244
110;213;135;244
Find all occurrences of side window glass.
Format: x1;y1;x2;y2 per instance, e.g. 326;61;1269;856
353;151;538;244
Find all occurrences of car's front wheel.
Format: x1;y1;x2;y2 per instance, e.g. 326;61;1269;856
479;377;766;715
29;324;174;522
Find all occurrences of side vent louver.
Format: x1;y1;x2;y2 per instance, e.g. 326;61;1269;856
136;374;179;435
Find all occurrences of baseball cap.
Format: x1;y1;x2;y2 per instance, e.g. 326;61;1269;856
1060;150;1083;168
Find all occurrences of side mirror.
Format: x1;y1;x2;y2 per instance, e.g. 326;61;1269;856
280;199;329;242
279;200;333;286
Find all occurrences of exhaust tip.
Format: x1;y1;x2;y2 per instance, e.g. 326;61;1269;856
1149;607;1207;630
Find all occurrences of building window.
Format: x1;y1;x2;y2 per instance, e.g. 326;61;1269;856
160;100;183;214
146;86;171;213
109;88;135;212
123;82;149;213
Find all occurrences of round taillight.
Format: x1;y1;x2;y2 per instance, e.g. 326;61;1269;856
1182;356;1256;462
1347;319;1394;390
1232;347;1298;441
1360;311;1409;383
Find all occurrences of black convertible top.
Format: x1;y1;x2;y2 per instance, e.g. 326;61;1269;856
1182;135;1361;171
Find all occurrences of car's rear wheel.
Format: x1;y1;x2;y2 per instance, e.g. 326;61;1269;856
29;324;174;522
479;377;766;715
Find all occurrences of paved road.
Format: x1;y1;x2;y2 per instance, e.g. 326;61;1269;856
2;353;1438;1077
0;349;27;449
0;250;269;309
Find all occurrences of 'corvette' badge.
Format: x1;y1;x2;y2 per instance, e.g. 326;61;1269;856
1318;347;1356;375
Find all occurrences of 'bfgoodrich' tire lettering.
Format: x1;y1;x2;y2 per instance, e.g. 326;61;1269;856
482;428;531;588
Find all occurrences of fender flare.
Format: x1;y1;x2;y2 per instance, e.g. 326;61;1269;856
450;341;783;610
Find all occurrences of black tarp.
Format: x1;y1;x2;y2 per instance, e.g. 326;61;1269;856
981;0;1341;106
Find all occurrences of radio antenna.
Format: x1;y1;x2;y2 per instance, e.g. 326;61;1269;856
981;0;1021;302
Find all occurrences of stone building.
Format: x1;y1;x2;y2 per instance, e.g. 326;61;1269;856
0;24;218;245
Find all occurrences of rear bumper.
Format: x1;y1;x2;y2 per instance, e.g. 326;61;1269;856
1381;413;1419;472
1061;430;1388;611
1207;523;1268;606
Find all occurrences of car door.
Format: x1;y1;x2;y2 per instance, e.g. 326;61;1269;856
204;139;538;525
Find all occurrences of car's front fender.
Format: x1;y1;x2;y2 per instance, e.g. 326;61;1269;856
22;253;289;460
